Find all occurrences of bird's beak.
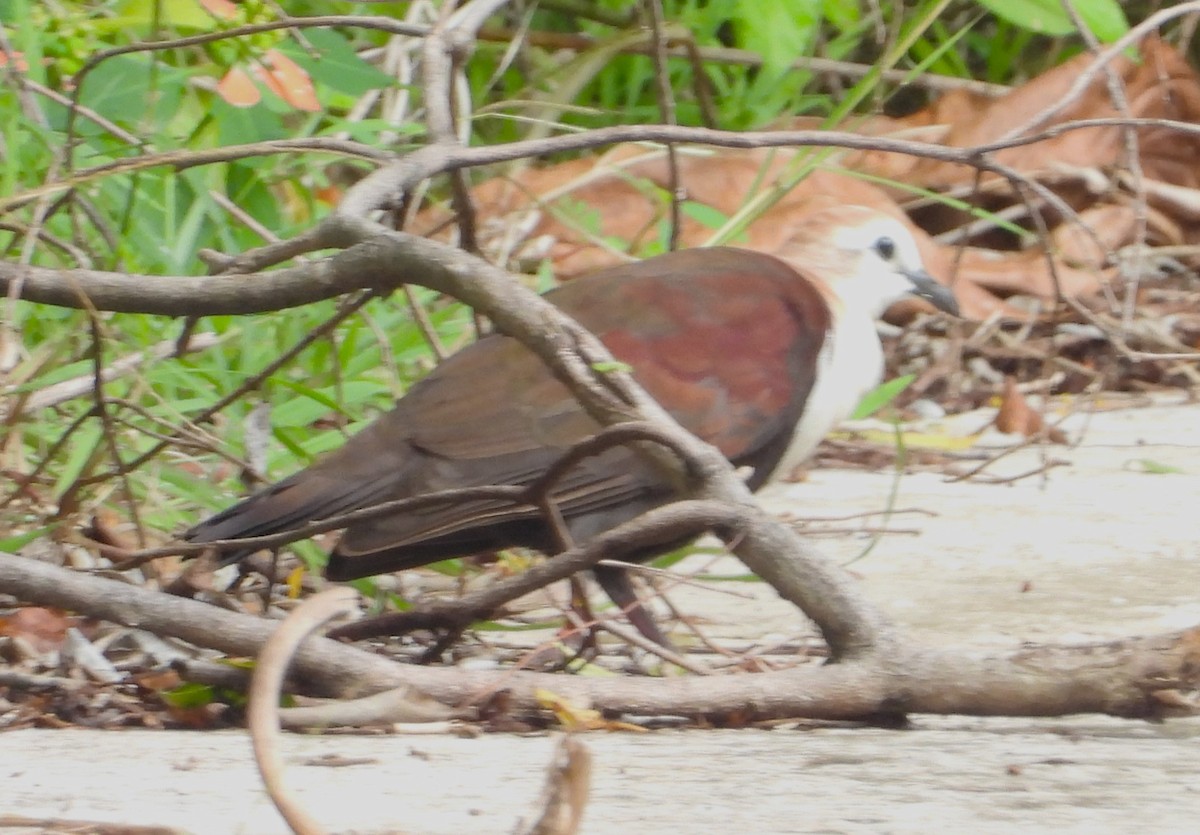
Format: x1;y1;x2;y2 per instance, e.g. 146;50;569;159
904;269;959;316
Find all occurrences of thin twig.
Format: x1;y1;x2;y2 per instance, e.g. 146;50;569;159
644;0;683;251
1060;0;1148;329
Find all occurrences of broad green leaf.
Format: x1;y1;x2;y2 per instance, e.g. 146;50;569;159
697;572;762;582
76;56;188;134
318;118;423;144
972;0;1128;41
5;358;95;395
278;29;395;97
272;426;312;462
212;97;285;145
289;421;373;459
732;0;820;80
680;202;730;232
648;544;703;570
472;619;564;633
290;540;328;574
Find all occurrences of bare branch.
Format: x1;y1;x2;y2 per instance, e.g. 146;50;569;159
249;588;361;835
3;551;1196;722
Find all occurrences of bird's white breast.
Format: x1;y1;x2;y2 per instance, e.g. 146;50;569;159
765;310;884;483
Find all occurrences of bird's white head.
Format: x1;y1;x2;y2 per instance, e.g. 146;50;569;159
779;206;959;321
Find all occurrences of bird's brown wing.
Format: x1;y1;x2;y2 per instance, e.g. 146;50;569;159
326;333;656;564
186;247;831;577
332;248;832;568
184;332;636;552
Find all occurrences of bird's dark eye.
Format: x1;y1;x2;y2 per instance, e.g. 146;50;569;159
874;236;896;260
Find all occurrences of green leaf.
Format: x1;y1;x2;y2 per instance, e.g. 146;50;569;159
318;118;423;144
472;619;565;633
76;56;188;133
821;0;861;30
5;358;95;395
732;0;820;80
591;360;633;374
680;202;731;232
286;423;369;459
1134;459;1185;475
972;0;1128;41
0;525;60;553
696;572;762;582
385;593;413;612
423;558;466;577
161;682;216;709
278;29;396;97
212;98;285;145
648;543;703;570
272;426;312;462
851;375;915;420
114;0;220;31
270;381;384;428
290;540;328;574
53;422;103;497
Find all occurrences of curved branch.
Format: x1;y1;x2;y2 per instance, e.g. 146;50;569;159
249;588;360;835
327;499;742;642
3;551;1196;722
333;122;1084;223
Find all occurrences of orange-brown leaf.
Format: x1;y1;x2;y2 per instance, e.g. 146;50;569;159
216;66;261;108
0;50;28;71
199;0;239;19
0;607;75;652
253;49;319;112
994;377;1067;443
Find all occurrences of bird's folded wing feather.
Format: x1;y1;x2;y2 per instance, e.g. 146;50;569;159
337;248;831;553
187;247;831;562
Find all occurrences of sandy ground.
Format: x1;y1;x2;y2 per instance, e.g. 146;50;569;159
5;395;1200;834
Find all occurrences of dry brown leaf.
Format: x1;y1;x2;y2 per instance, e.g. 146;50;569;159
85;508;136;553
0;606;75;653
994;377;1067;444
855;37;1200;196
519;736;592;835
1051;205;1140;268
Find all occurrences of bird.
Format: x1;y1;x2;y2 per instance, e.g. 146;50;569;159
184;205;958;643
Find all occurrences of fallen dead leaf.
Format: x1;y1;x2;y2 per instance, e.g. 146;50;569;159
994;377;1068;444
